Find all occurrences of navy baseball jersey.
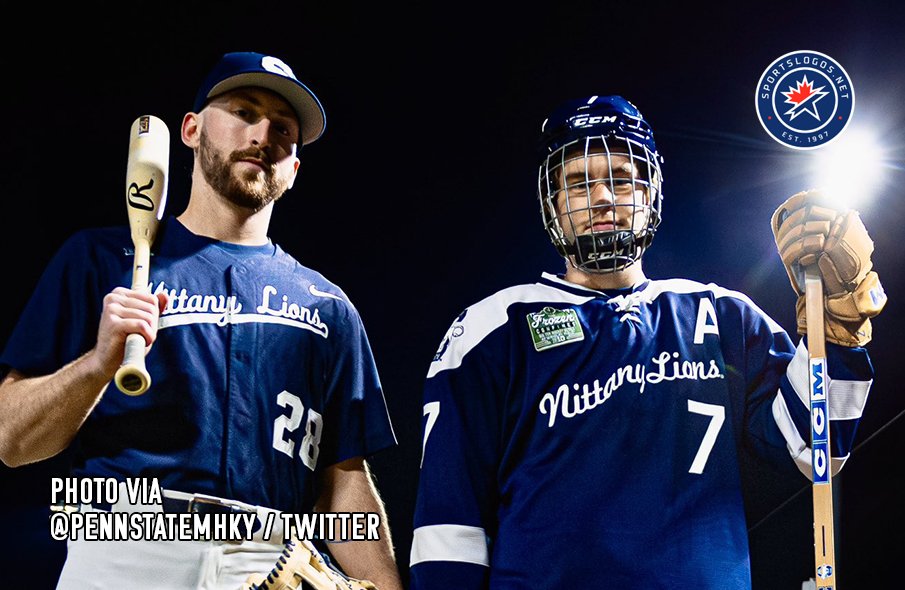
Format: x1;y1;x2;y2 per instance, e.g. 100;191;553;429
410;272;873;589
0;217;396;512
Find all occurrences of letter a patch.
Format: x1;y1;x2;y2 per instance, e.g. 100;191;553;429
694;298;720;344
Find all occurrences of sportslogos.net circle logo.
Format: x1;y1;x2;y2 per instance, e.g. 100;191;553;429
755;50;854;150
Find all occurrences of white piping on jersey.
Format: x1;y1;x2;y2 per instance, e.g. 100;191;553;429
771;390;848;479
427;284;594;378
543;272;786;334
429;273;786;378
158;312;329;338
410;524;489;567
543;272;785;334
309;284;343;300
785;340;871;420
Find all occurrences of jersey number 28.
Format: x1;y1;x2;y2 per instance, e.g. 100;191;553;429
273;390;323;471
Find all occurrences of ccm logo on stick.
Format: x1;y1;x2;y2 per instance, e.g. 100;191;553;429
810;358;830;484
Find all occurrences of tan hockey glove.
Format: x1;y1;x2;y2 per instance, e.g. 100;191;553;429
240;538;379;590
771;189;887;347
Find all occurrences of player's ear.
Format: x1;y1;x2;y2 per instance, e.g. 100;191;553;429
286;150;301;190
182;112;201;149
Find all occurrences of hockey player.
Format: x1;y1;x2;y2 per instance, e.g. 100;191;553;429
409;95;886;589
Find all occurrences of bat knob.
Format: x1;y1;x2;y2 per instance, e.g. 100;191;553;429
115;366;151;396
115;333;152;396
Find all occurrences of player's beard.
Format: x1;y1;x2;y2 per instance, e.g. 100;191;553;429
198;129;290;212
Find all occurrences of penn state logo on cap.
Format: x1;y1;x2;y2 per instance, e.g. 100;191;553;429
755;50;854;150
194;51;326;146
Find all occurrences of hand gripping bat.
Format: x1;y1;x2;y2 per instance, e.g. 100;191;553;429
113;115;169;396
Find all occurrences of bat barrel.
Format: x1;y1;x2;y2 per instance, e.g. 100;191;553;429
126;115;169;246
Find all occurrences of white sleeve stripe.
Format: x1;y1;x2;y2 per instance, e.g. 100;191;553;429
832;455;849;475
427;284;592;378
771;391;849;479
786;340;871;420
828;378;872;420
410;524;490;567
772;392;812;478
787;340;810;406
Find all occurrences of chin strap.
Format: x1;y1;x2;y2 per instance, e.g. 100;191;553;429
563;229;655;273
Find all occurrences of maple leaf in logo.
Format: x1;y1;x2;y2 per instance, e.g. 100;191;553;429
781;75;829;122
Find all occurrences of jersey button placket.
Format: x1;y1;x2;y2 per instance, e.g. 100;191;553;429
225;265;255;496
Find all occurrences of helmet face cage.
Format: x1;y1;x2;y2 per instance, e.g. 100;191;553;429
538;132;663;273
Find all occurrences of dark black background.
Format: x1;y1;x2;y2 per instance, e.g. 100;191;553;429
1;2;903;588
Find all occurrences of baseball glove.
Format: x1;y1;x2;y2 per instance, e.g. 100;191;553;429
240;538;378;590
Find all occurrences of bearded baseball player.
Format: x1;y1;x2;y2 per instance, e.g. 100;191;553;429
0;52;402;590
409;95;886;589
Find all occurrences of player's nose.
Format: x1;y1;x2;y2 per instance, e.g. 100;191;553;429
587;181;617;204
247;117;278;147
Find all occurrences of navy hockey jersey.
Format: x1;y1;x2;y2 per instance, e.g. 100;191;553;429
0;217;396;513
410;272;873;589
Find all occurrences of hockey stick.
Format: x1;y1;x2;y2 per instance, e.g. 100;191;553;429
805;266;836;589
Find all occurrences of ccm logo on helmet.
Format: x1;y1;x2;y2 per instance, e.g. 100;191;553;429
572;115;618;127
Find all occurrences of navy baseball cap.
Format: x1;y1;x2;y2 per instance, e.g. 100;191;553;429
193;51;326;145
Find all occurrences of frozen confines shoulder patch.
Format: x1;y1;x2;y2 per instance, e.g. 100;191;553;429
527;307;584;351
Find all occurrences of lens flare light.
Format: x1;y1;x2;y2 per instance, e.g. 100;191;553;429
809;127;886;210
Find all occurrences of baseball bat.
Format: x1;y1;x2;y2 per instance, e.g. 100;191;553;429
805;266;837;588
113;115;170;396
